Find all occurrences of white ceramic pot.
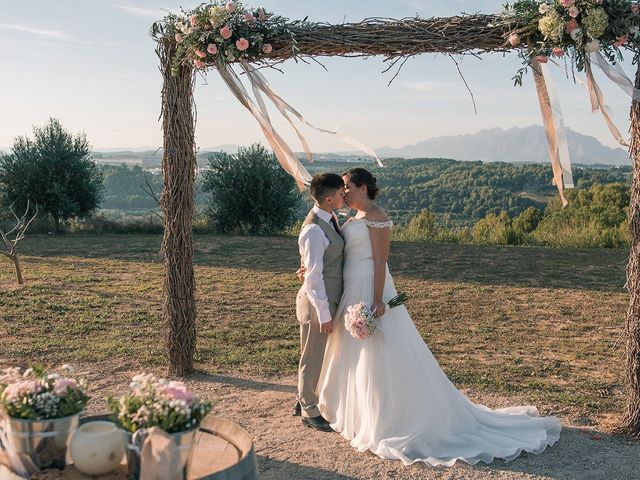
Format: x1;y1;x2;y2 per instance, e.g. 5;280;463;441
69;421;125;475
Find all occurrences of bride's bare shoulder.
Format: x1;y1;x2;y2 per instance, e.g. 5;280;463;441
364;205;390;223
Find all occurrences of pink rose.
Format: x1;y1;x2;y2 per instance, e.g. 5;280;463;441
561;0;574;6
552;47;564;57
175;33;184;43
195;49;206;58
235;37;249;51
507;33;520;46
535;55;548;64
632;3;640;14
161;381;194;403
194;59;205;68
262;43;272;54
565;19;579;33
189;15;197;27
4;380;41;401
258;8;268;22
220;25;232;40
244;13;256;24
207;43;218;55
614;35;628;47
53;378;78;396
225;2;235;13
568;6;579;18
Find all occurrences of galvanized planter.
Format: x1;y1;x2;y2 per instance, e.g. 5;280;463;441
0;413;79;474
124;427;198;480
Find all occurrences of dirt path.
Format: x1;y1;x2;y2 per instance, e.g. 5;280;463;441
80;366;638;480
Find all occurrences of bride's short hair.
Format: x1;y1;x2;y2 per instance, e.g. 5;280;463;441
342;168;379;200
310;172;345;203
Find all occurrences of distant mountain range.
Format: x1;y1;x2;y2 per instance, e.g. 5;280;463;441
91;125;630;166
376;125;630;165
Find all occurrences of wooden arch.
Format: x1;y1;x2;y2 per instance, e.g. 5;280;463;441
155;13;640;434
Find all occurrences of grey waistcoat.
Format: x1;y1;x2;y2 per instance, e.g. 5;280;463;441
302;210;344;305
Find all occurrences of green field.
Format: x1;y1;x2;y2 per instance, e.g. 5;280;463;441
0;234;629;426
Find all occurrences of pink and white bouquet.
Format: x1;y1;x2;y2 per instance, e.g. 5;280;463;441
108;373;212;433
0;365;88;420
344;293;408;340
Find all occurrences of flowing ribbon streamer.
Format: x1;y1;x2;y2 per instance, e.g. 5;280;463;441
532;59;570;206
240;63;384;167
584;54;629;147
217;63;312;190
216;62;382;190
540;60;574;189
591;51;640;103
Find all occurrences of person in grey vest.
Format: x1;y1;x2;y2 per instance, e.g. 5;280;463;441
293;173;345;431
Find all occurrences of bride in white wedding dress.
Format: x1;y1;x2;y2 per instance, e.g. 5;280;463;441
317;168;561;467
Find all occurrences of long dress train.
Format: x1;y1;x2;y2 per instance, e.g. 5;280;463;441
318;218;561;466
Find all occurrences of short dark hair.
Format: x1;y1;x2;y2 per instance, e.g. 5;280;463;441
310;173;344;203
342;167;379;200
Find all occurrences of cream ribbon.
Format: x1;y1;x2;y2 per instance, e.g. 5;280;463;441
532;59;571;206
584;54;629;147
216;62;383;190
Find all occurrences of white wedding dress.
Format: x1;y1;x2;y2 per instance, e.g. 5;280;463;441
318;218;561;467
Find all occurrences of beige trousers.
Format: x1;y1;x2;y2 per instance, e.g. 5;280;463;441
296;286;338;418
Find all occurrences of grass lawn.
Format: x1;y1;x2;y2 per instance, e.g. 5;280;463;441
0;234;629;426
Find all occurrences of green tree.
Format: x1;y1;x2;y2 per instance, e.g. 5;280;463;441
512;206;543;234
0;118;104;232
201;143;299;234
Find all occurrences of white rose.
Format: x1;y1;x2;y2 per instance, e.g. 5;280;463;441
586;39;600;53
570;28;582;41
539;3;550;14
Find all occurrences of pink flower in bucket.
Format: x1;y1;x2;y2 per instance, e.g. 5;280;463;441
225;2;235;13
162;381;194;404
244;13;256;24
262;43;273;54
53;378;78;396
507;33;520;46
194;59;205;68
207;43;218;55
195;49;206;58
552;47;564;57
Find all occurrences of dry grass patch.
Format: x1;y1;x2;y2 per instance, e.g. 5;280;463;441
0;234;628;427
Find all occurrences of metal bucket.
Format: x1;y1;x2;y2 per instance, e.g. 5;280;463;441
124;428;197;480
0;413;79;474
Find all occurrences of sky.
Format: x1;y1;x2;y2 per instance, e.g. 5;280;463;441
0;0;637;153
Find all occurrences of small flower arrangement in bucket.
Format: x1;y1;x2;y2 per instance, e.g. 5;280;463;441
108;373;212;480
0;365;88;473
345;293;408;340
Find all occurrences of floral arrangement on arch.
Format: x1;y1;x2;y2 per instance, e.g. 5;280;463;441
0;365;88;420
107;373;212;434
501;0;640;84
152;1;308;74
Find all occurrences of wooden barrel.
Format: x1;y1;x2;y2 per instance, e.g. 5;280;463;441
1;415;260;479
189;416;259;480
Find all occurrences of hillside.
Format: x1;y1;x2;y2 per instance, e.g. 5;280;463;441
98;159;632;224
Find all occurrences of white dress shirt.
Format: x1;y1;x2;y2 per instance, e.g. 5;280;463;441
298;205;340;325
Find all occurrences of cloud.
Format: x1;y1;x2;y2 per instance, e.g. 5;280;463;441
0;22;70;40
115;4;176;19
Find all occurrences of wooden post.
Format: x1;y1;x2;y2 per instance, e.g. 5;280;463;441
621;63;640;435
158;39;197;376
